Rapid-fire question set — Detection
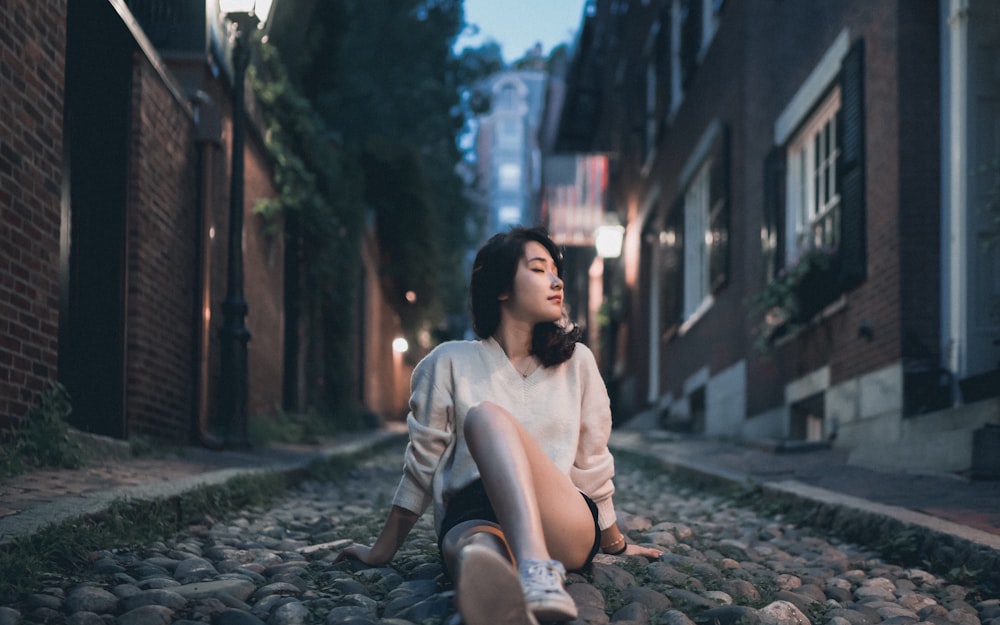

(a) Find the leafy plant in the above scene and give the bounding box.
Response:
[0,383,86,477]
[748,247,838,349]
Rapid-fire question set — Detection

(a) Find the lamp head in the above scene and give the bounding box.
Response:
[595,223,625,259]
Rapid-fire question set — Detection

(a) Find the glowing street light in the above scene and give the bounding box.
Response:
[595,223,625,259]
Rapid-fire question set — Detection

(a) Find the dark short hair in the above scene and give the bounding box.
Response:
[469,226,582,366]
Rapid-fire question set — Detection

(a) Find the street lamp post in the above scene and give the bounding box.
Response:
[594,217,626,381]
[218,0,269,448]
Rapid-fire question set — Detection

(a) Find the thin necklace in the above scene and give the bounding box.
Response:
[519,356,537,378]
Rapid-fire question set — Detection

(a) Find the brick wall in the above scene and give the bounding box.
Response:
[360,231,411,422]
[826,2,904,384]
[124,57,286,438]
[1,0,290,444]
[0,0,67,432]
[241,135,284,419]
[124,57,199,441]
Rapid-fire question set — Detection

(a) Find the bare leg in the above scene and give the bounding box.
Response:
[462,400,596,571]
[441,520,512,579]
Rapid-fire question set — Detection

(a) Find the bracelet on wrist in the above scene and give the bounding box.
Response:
[607,540,627,555]
[601,535,626,554]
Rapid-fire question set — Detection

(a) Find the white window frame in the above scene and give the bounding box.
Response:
[785,87,841,261]
[683,160,713,323]
[643,185,663,404]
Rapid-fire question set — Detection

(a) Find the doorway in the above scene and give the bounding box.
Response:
[59,1,133,438]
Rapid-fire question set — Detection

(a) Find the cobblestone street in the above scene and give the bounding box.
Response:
[2,440,997,625]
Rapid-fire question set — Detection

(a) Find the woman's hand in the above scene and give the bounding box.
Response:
[621,542,663,559]
[333,543,391,567]
[333,506,419,568]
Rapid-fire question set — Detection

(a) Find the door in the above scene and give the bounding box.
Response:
[59,0,133,438]
[967,2,1000,377]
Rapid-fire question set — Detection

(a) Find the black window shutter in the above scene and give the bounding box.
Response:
[837,39,866,289]
[681,0,702,89]
[663,197,685,334]
[657,3,672,108]
[709,125,730,293]
[763,145,786,281]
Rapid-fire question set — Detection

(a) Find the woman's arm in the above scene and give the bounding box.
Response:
[335,505,421,566]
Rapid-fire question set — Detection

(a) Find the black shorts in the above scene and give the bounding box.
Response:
[437,479,602,571]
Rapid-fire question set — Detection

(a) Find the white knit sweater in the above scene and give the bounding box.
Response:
[391,336,618,535]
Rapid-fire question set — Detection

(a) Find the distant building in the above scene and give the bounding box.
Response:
[475,68,547,236]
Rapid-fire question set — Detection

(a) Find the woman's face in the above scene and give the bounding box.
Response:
[500,241,564,325]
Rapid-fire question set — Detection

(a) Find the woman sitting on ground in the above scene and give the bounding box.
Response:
[337,226,661,625]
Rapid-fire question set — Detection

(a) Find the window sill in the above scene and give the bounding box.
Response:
[769,294,847,348]
[678,295,715,337]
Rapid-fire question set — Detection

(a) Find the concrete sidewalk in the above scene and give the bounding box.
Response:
[1,421,998,580]
[0,428,407,542]
[609,424,1000,582]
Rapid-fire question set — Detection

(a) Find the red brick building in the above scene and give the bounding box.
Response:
[0,0,284,442]
[1,0,411,445]
[553,0,999,474]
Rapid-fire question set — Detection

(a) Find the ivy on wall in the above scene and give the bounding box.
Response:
[251,44,365,426]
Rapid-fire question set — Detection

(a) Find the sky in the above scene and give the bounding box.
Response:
[455,0,590,64]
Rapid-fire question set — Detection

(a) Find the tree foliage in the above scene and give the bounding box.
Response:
[248,0,513,423]
[268,0,485,340]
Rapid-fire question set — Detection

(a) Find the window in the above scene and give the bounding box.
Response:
[498,205,521,225]
[786,88,841,259]
[762,36,867,315]
[668,0,723,118]
[641,17,662,170]
[498,162,521,190]
[664,121,729,334]
[496,118,522,150]
[684,161,712,320]
[498,84,517,109]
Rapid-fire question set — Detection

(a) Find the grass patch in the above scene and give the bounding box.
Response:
[0,470,289,600]
[0,440,401,601]
[248,407,371,447]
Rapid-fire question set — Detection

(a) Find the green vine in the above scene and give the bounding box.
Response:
[250,43,365,427]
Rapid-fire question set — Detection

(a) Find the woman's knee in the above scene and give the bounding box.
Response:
[464,401,514,441]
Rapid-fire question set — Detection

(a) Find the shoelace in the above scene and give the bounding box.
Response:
[519,559,567,596]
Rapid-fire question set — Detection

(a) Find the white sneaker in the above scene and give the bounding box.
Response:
[518,559,578,622]
[456,545,540,625]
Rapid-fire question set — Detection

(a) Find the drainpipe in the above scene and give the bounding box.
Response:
[191,90,224,449]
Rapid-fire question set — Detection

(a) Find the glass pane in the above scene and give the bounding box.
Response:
[814,132,821,214]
